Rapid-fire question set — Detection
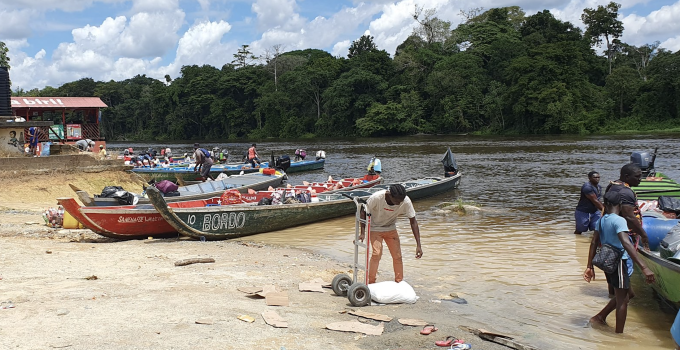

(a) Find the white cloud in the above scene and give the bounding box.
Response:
[368,0,456,55]
[71,16,128,55]
[620,1,680,46]
[251,2,382,55]
[251,0,304,31]
[174,20,234,67]
[118,10,185,57]
[0,9,37,39]
[0,0,126,12]
[660,36,680,52]
[130,0,179,13]
[332,40,351,57]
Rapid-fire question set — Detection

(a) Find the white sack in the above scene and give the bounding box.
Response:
[368,281,419,304]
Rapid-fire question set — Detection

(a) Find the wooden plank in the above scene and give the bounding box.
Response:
[174,258,215,266]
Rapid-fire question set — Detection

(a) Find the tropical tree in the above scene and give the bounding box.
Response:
[581,1,624,74]
[348,35,377,59]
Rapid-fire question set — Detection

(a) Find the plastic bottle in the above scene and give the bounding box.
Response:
[451,344,471,350]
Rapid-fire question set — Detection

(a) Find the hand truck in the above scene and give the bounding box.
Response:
[331,194,372,307]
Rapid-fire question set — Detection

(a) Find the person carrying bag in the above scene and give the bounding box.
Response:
[583,190,655,333]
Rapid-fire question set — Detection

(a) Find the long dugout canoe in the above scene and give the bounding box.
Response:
[146,173,462,241]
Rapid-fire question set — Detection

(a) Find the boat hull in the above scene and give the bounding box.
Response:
[638,248,680,310]
[91,173,284,206]
[81,207,177,239]
[63,176,383,239]
[132,159,325,181]
[635,172,680,200]
[148,173,461,240]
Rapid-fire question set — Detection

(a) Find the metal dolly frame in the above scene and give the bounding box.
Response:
[331,195,372,306]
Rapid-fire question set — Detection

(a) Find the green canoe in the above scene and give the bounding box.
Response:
[146,173,462,240]
[634,172,680,200]
[638,248,680,310]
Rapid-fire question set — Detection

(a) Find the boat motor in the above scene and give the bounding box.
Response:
[630,148,657,177]
[274,155,291,172]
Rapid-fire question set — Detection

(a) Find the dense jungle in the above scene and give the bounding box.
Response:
[4,3,680,140]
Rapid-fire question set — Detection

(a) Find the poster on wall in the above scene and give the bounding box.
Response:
[0,128,26,154]
[67,124,82,140]
[49,125,64,140]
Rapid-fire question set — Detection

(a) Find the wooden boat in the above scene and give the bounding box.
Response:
[635,172,680,200]
[146,173,462,240]
[80,172,285,207]
[132,158,325,182]
[59,176,384,240]
[638,248,680,310]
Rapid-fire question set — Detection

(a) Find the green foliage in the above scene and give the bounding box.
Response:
[14,7,679,140]
[0,41,9,70]
[348,35,377,59]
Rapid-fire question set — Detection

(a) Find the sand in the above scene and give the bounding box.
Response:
[0,171,512,350]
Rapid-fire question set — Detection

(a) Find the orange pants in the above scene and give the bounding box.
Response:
[368,230,403,284]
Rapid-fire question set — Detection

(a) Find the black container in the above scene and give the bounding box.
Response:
[0,66,11,116]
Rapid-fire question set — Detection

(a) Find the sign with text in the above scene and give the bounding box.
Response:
[67,124,82,140]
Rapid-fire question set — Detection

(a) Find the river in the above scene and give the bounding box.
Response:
[111,135,680,349]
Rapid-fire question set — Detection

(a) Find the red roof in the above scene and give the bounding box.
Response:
[11,97,108,109]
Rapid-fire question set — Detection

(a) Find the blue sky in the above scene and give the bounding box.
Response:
[2,0,679,90]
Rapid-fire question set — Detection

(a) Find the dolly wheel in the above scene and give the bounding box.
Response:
[348,283,371,307]
[331,274,352,296]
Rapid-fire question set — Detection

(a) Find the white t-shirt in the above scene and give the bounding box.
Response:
[365,190,416,232]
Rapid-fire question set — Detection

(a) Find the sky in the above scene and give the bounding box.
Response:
[1,0,679,91]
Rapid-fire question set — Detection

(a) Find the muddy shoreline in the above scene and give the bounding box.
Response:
[0,209,514,350]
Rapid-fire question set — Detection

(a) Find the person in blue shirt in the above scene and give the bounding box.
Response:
[583,190,655,333]
[574,171,604,234]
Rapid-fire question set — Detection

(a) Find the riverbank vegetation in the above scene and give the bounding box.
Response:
[8,3,680,140]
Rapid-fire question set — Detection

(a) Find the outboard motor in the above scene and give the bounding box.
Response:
[630,147,657,177]
[275,155,291,172]
[441,147,458,177]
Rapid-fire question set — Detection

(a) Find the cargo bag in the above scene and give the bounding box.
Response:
[658,196,680,214]
[155,180,179,194]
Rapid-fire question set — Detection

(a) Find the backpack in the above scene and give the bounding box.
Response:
[199,148,212,159]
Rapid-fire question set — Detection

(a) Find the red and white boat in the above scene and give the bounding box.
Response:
[59,175,382,240]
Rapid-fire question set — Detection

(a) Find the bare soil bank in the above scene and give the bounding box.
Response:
[0,171,513,350]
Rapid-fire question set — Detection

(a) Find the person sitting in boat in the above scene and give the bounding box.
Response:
[316,150,326,160]
[193,143,215,181]
[294,149,307,161]
[218,149,228,164]
[367,157,382,175]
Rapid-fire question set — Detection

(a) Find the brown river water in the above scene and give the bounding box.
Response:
[117,135,680,349]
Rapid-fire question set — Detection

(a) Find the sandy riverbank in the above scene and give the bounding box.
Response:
[0,171,514,350]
